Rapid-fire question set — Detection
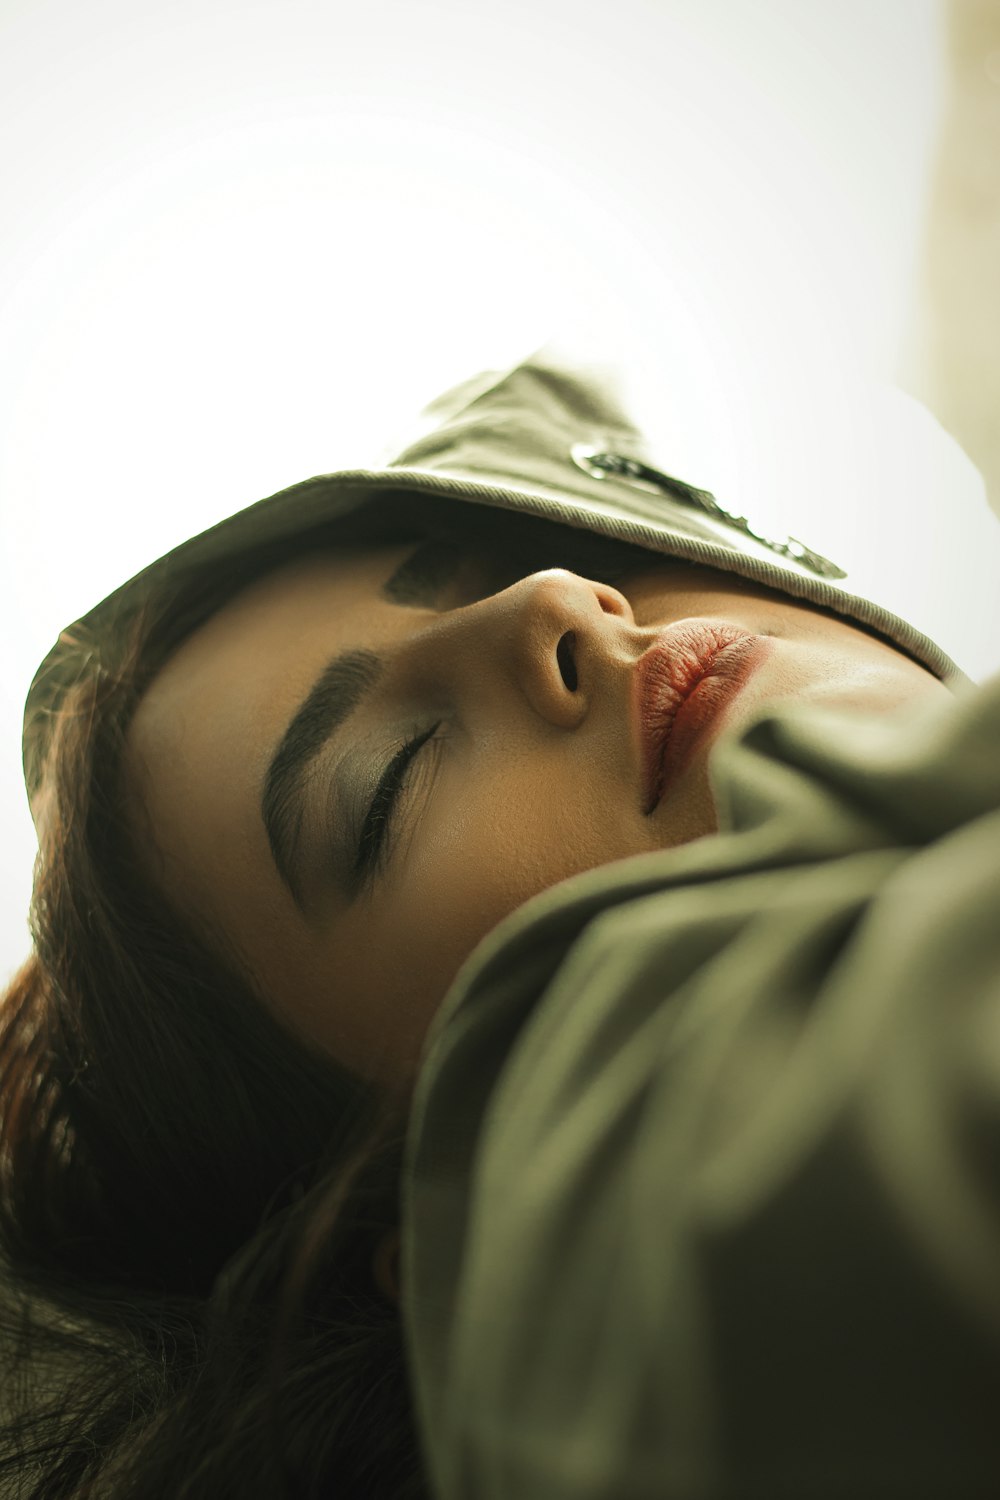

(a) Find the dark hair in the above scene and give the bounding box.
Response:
[0,494,658,1497]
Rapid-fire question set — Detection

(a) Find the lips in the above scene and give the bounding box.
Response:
[636,621,769,814]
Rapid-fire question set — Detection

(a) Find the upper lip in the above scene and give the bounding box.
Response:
[634,619,759,814]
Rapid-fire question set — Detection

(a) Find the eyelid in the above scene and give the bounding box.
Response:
[354,721,445,890]
[386,537,523,612]
[384,539,469,608]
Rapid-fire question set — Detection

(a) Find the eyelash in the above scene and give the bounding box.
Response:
[355,721,445,884]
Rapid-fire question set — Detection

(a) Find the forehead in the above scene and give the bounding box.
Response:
[124,542,406,931]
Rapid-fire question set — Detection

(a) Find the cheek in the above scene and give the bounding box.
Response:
[765,634,946,716]
[392,757,639,983]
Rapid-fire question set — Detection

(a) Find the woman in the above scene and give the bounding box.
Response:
[2,345,997,1498]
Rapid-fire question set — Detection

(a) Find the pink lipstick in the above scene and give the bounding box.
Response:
[636,621,770,814]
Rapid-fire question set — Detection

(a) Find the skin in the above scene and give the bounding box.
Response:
[124,538,952,1302]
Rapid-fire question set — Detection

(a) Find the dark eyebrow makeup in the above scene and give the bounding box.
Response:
[260,538,468,910]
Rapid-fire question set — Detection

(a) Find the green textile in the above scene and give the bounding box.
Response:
[401,666,1000,1499]
[24,344,993,806]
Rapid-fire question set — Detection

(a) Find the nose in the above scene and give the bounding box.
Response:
[409,567,638,732]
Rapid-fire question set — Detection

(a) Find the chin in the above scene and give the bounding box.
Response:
[654,760,721,848]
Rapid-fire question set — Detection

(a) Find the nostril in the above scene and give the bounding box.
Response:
[557,631,579,692]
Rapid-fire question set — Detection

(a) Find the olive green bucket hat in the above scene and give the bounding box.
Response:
[22,340,996,812]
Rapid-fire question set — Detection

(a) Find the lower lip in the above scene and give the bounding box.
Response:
[642,626,771,813]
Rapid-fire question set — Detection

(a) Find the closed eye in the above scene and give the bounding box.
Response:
[352,722,444,888]
[384,536,538,612]
[382,539,469,608]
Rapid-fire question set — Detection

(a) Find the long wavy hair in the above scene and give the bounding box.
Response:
[0,494,657,1498]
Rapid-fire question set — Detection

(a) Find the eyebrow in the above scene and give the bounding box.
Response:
[260,538,466,910]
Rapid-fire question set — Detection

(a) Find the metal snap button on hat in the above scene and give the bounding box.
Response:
[570,444,847,581]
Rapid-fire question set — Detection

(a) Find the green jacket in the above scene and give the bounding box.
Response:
[401,659,1000,1499]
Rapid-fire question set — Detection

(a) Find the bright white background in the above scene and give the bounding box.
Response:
[0,0,987,979]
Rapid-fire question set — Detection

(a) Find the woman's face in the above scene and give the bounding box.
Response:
[125,536,950,1092]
